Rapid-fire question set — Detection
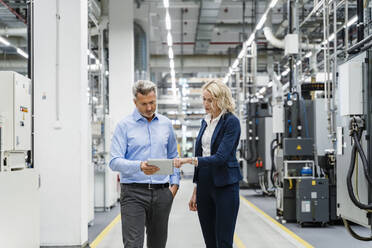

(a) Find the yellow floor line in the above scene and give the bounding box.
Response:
[90,214,121,248]
[240,195,314,248]
[234,233,246,248]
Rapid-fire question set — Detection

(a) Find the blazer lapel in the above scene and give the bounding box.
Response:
[196,120,207,155]
[210,116,225,150]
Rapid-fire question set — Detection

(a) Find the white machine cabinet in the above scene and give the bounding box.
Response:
[0,71,31,171]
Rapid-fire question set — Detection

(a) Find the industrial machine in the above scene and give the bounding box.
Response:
[0,71,32,171]
[336,51,372,241]
[0,71,40,247]
[240,101,275,192]
[296,178,329,226]
[93,114,119,211]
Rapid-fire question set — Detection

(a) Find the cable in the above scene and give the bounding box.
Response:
[346,128,372,210]
[270,138,279,188]
[342,218,372,241]
[353,130,372,185]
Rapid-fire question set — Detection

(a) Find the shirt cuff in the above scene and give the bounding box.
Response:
[170,168,180,185]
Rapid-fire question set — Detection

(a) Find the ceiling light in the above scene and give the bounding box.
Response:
[163,0,169,8]
[305,52,312,58]
[296,60,302,66]
[17,48,28,59]
[268,81,273,87]
[167,32,173,46]
[246,33,255,46]
[281,68,290,76]
[0,36,10,46]
[165,11,171,30]
[168,47,174,59]
[170,59,175,69]
[238,48,246,59]
[259,87,266,94]
[256,15,267,30]
[170,69,175,78]
[269,0,279,9]
[346,15,358,27]
[232,59,239,69]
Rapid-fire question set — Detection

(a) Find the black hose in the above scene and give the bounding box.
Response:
[353,131,372,185]
[346,129,372,210]
[270,142,279,188]
[342,218,372,241]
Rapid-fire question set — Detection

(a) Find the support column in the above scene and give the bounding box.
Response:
[109,0,134,127]
[34,0,89,246]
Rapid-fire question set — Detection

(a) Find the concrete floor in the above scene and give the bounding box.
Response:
[94,176,308,248]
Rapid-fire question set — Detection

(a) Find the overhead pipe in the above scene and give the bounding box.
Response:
[263,26,320,50]
[357,0,364,42]
[0,28,27,37]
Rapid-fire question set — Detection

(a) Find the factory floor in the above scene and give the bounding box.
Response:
[89,169,372,248]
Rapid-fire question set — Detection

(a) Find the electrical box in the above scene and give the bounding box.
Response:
[273,104,284,133]
[283,138,314,157]
[0,71,31,170]
[339,59,364,116]
[285,34,299,56]
[296,178,329,225]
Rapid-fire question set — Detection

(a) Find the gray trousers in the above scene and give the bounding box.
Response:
[120,184,174,248]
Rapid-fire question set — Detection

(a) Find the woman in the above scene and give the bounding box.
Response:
[174,80,242,248]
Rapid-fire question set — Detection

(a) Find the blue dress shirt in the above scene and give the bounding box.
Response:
[109,108,180,185]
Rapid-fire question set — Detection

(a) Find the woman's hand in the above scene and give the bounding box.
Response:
[189,187,197,211]
[173,158,192,168]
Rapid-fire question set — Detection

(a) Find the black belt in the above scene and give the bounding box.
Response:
[122,183,169,190]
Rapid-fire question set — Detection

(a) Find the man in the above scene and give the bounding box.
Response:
[109,80,180,248]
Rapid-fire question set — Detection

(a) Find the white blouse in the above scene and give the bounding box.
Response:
[201,111,225,157]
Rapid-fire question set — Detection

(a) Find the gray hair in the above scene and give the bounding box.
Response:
[132,80,157,98]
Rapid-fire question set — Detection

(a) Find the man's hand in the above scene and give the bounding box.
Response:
[140,161,159,175]
[169,184,179,198]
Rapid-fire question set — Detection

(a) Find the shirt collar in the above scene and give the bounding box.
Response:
[204,110,225,125]
[132,108,158,122]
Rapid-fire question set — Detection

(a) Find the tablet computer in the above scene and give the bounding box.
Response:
[147,159,174,175]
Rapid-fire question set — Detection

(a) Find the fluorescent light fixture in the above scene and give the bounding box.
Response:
[268,81,274,87]
[238,48,246,59]
[232,59,239,69]
[269,0,279,9]
[168,47,174,59]
[305,52,312,58]
[163,0,169,8]
[165,11,171,30]
[281,68,290,76]
[171,77,176,86]
[223,76,229,84]
[0,36,10,46]
[256,15,267,30]
[246,33,255,46]
[259,87,266,94]
[170,59,175,69]
[16,48,28,59]
[167,32,173,46]
[346,15,358,27]
[170,69,175,78]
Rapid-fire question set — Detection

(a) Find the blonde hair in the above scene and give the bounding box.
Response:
[202,80,235,113]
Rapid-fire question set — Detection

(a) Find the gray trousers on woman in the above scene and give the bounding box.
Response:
[120,184,174,248]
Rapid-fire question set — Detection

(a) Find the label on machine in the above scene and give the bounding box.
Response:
[301,200,311,213]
